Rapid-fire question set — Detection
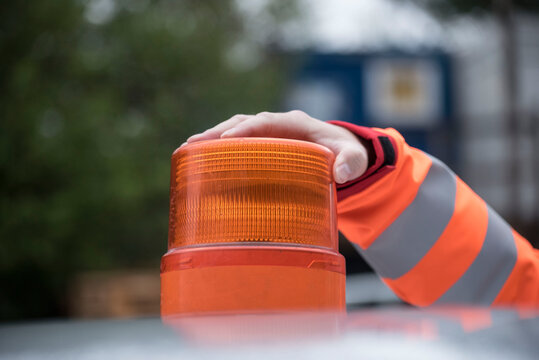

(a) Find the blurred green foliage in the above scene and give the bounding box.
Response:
[0,0,293,320]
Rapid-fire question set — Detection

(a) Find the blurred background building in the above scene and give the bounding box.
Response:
[1,0,538,320]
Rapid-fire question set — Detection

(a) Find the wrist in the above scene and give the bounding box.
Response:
[326,121,397,200]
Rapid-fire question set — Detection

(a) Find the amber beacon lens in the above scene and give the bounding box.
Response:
[161,138,345,316]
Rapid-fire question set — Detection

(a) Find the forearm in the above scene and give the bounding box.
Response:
[330,121,539,307]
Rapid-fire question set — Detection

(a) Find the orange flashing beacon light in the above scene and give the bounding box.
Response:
[161,138,345,316]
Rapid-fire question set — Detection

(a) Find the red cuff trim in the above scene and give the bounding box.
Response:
[327,121,397,202]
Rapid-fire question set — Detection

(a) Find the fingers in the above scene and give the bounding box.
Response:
[189,110,312,141]
[333,144,368,184]
[187,114,252,143]
[221,111,311,139]
[221,112,278,138]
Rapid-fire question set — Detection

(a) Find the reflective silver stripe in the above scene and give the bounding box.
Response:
[436,206,517,305]
[353,155,457,279]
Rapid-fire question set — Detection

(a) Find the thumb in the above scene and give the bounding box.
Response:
[333,145,368,184]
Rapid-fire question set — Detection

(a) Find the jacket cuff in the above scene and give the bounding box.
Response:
[327,121,397,202]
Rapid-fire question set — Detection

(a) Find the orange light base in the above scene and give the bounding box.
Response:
[161,245,345,316]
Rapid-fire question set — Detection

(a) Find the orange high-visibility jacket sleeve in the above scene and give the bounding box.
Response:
[329,121,539,307]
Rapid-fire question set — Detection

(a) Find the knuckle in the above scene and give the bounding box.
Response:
[288,109,306,117]
[256,111,273,118]
[229,114,245,122]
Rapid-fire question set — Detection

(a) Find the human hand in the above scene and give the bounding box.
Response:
[185,110,369,184]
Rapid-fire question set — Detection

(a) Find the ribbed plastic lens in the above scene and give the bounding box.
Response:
[168,138,337,250]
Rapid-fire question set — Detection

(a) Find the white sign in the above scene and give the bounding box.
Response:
[365,58,443,128]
